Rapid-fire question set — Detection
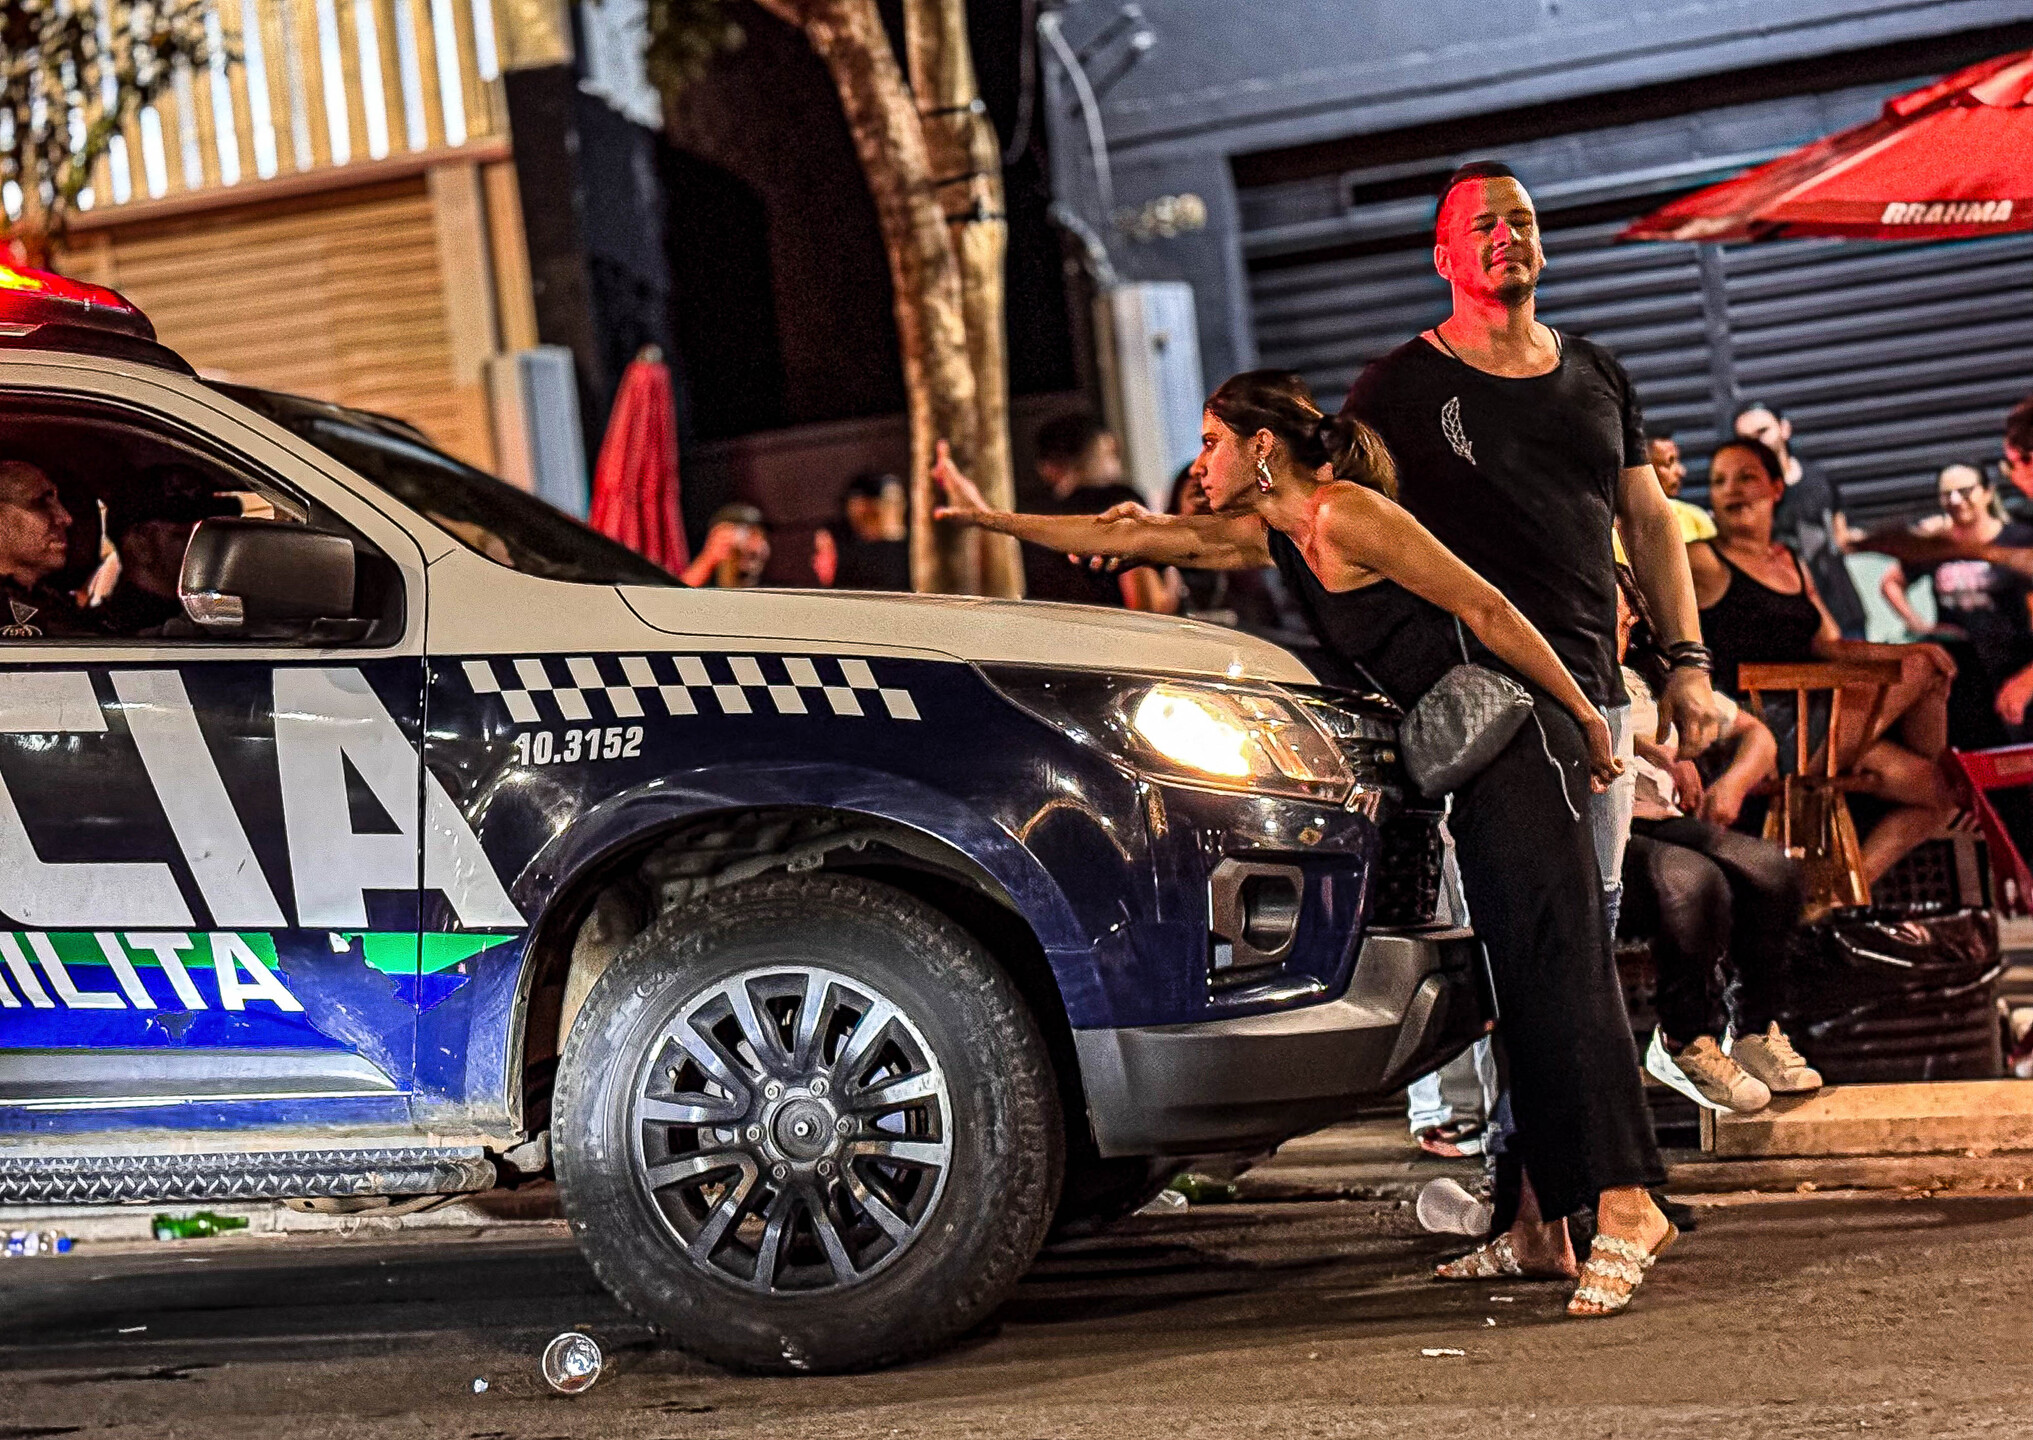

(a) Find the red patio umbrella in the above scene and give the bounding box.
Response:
[590,346,689,573]
[1622,49,2033,243]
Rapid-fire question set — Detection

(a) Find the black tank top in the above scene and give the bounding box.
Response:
[1698,544,1822,695]
[1265,526,1462,707]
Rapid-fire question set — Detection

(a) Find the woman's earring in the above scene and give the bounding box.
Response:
[1256,457,1274,494]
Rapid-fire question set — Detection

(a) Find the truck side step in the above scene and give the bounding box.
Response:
[0,1147,497,1205]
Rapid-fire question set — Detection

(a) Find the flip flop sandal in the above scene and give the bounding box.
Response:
[1416,1120,1487,1158]
[1433,1233,1572,1282]
[1567,1223,1678,1316]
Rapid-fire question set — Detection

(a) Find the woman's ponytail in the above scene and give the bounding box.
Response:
[1318,412,1398,499]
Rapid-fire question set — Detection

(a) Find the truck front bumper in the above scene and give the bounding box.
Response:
[1072,929,1490,1158]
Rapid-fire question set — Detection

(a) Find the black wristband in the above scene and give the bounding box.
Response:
[1665,642,1713,674]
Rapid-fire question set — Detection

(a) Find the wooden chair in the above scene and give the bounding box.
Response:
[1737,660,1904,911]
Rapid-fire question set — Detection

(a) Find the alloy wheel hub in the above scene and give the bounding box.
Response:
[631,964,953,1295]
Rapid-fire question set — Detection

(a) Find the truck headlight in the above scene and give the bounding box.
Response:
[983,667,1353,801]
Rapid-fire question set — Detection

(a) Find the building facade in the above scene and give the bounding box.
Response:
[1042,1,2033,515]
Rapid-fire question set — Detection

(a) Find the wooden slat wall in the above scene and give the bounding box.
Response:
[67,176,497,468]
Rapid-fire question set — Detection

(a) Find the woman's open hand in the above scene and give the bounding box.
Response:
[1075,501,1150,569]
[930,441,991,520]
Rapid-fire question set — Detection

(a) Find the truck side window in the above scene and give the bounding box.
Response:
[0,395,394,643]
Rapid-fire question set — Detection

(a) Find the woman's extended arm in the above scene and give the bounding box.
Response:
[1315,485,1621,786]
[931,443,1272,570]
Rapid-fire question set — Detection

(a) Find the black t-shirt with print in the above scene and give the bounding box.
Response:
[1343,333,1645,707]
[1911,520,2033,682]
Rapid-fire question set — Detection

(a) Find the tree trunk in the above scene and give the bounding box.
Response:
[756,0,980,594]
[903,0,1021,598]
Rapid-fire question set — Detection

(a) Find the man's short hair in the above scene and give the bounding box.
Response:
[1033,413,1109,469]
[0,460,50,500]
[1646,426,1676,444]
[1735,400,1786,424]
[1436,160,1520,231]
[2006,393,2033,456]
[842,471,903,504]
[709,502,766,530]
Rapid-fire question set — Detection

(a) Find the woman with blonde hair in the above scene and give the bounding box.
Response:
[935,370,1676,1317]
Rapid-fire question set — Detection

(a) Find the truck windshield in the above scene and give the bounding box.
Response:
[215,384,679,587]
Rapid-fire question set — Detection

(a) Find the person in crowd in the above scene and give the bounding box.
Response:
[93,465,241,636]
[1691,438,1957,885]
[1021,414,1152,608]
[1734,402,1867,639]
[935,370,1683,1320]
[1336,161,1717,1307]
[830,471,912,591]
[1644,429,1716,543]
[1615,573,1817,1116]
[682,503,773,588]
[2001,394,2033,514]
[0,460,102,637]
[1345,163,1721,957]
[1877,462,2033,744]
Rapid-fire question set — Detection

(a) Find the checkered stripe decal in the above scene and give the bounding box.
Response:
[459,655,921,723]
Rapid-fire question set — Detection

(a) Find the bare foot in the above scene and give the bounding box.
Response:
[1567,1188,1674,1316]
[1435,1218,1578,1281]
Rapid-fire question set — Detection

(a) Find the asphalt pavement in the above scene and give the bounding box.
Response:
[3,1194,2030,1439]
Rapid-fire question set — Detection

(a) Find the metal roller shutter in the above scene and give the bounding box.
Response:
[1721,232,2033,521]
[60,176,496,469]
[1243,107,2033,523]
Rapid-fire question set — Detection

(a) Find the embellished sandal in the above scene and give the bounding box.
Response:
[1566,1224,1678,1316]
[1434,1233,1572,1282]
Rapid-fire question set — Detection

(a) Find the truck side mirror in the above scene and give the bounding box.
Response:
[180,516,368,642]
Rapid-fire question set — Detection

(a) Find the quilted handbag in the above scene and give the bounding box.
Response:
[1398,662,1535,798]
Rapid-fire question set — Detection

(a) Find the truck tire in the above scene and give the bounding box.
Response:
[553,872,1062,1374]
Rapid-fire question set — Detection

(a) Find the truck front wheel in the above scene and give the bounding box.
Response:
[553,873,1062,1373]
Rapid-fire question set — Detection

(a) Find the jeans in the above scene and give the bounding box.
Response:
[1407,1037,1498,1133]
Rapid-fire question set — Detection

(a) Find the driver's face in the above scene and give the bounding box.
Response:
[0,463,72,585]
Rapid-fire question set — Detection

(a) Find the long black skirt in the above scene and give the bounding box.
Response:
[1447,701,1664,1219]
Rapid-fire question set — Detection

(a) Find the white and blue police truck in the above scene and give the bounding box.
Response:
[0,267,1485,1372]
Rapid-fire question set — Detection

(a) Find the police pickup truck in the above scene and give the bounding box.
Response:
[0,265,1485,1373]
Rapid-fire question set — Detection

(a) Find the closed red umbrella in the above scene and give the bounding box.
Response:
[590,347,689,573]
[1622,50,2033,243]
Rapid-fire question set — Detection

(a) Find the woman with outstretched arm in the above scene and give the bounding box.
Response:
[937,371,1677,1319]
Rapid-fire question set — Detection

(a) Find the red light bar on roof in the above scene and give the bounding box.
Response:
[0,262,156,342]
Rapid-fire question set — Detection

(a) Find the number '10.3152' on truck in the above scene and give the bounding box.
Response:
[0,266,1487,1372]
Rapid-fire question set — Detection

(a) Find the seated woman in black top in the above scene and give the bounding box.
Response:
[935,371,1680,1320]
[1690,438,1957,885]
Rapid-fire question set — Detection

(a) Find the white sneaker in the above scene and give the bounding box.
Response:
[1732,1024,1823,1094]
[1645,1028,1771,1114]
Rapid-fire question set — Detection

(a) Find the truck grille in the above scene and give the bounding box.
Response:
[1371,814,1445,928]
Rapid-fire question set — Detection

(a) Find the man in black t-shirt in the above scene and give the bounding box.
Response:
[1342,163,1718,774]
[1020,414,1147,607]
[1733,402,1866,638]
[1341,162,1711,1285]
